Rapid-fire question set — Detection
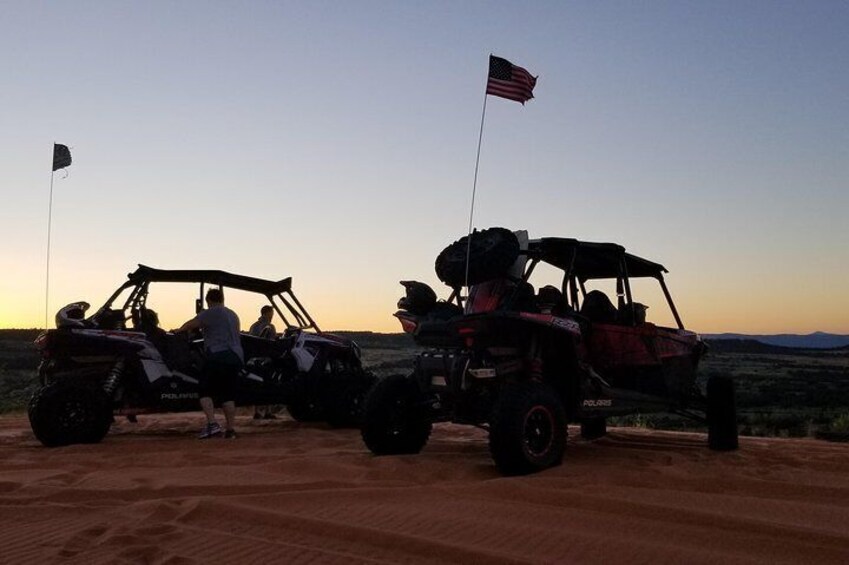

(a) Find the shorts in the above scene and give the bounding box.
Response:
[199,349,243,405]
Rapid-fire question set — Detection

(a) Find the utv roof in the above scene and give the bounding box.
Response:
[128,265,292,295]
[528,238,668,280]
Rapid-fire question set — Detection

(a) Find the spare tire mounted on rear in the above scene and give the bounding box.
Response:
[435,227,520,287]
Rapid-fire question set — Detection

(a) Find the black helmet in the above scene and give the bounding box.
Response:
[55,301,90,328]
[397,281,437,315]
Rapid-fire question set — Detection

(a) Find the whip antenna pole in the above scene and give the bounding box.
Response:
[465,66,490,291]
[45,158,55,330]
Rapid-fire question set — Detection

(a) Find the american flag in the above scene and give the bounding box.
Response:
[486,55,537,104]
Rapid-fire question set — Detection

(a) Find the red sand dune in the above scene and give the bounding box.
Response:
[1,413,847,564]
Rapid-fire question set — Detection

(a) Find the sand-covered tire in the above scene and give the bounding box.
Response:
[28,382,112,447]
[361,375,432,455]
[435,227,520,287]
[707,375,738,451]
[489,381,567,475]
[286,374,325,422]
[580,417,607,440]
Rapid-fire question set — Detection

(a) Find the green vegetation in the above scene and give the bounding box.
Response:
[0,330,41,413]
[700,343,849,437]
[828,413,849,433]
[334,331,422,377]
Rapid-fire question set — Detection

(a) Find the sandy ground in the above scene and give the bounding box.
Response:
[0,414,847,565]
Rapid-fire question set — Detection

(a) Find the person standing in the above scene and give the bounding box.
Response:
[176,288,243,439]
[249,305,278,419]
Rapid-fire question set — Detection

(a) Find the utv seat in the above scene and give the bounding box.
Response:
[465,279,510,314]
[537,285,570,315]
[241,333,288,360]
[618,302,649,325]
[162,333,200,372]
[580,290,617,323]
[509,281,538,313]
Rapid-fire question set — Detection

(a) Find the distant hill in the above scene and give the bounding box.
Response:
[703,338,806,355]
[329,331,414,350]
[703,332,849,349]
[0,329,42,341]
[4,328,848,350]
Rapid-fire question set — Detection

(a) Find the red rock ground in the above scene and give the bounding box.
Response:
[1,414,847,564]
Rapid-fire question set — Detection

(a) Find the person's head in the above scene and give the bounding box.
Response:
[260,305,273,321]
[206,288,224,306]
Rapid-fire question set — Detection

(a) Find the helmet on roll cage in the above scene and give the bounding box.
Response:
[55,301,90,328]
[397,281,437,315]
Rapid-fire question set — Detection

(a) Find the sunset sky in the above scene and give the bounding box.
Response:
[1,1,847,333]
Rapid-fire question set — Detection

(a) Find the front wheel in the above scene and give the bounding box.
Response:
[28,382,112,447]
[361,375,432,455]
[707,375,738,451]
[489,381,567,475]
[286,395,324,422]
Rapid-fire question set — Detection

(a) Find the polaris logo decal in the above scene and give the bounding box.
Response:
[582,399,612,407]
[161,393,199,400]
[551,317,581,334]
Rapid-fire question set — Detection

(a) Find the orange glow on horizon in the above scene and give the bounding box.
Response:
[3,284,848,335]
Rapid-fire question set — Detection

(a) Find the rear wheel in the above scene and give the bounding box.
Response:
[489,381,567,475]
[361,375,432,455]
[435,227,520,287]
[324,372,378,428]
[28,382,112,447]
[286,374,325,422]
[286,395,324,422]
[707,375,738,451]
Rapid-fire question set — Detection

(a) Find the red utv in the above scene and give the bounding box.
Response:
[361,228,737,475]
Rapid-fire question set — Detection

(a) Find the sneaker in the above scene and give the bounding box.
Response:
[223,429,237,439]
[199,422,222,439]
[262,413,277,420]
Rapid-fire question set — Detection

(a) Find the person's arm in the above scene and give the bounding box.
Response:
[174,312,203,333]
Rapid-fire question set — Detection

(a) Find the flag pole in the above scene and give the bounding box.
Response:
[464,62,491,292]
[45,150,56,330]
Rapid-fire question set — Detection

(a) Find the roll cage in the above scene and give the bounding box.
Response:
[451,238,685,330]
[93,264,320,332]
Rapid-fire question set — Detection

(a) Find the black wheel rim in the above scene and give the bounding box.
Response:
[58,393,95,434]
[523,405,554,457]
[386,396,412,437]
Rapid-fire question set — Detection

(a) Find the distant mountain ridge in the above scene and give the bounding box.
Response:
[2,328,848,350]
[702,332,849,349]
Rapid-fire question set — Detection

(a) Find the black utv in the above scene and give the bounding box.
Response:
[30,265,376,446]
[362,228,737,475]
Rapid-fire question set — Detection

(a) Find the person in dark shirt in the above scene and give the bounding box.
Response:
[248,305,278,419]
[249,305,277,339]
